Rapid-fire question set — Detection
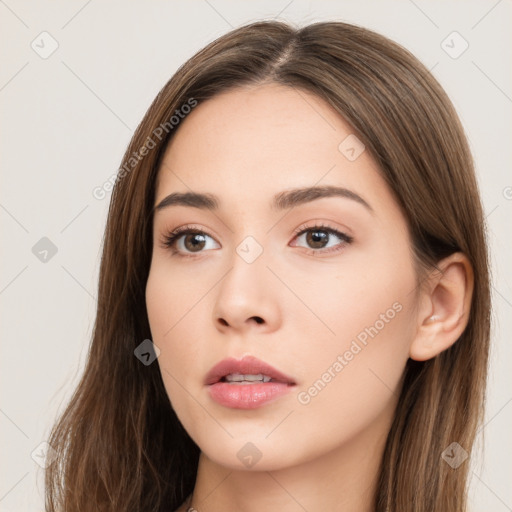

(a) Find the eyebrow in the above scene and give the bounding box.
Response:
[153,185,373,214]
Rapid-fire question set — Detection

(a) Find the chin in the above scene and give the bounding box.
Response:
[195,434,315,473]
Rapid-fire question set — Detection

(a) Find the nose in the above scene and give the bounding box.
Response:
[212,245,282,335]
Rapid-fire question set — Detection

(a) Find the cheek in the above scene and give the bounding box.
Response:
[146,263,195,381]
[291,250,417,431]
[285,248,416,355]
[288,293,416,465]
[145,259,211,408]
[145,256,213,341]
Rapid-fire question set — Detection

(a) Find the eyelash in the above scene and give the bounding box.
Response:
[159,222,354,258]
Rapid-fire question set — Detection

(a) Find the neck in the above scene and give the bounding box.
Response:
[186,408,392,512]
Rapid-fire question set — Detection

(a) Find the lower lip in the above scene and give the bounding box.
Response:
[208,381,294,409]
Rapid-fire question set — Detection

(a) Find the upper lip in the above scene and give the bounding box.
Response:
[204,355,296,385]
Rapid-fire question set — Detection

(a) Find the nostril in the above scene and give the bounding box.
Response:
[252,316,264,324]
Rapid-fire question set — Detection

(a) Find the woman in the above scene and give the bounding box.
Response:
[45,20,490,512]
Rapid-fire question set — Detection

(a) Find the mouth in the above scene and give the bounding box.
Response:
[204,355,296,386]
[205,355,296,409]
[220,373,276,384]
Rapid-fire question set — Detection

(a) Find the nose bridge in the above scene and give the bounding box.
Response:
[235,233,266,266]
[212,230,280,329]
[221,232,269,297]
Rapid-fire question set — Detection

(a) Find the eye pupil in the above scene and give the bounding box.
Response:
[185,233,206,252]
[307,230,328,248]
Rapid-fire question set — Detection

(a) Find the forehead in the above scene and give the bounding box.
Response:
[155,83,395,217]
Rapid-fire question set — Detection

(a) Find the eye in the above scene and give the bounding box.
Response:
[159,222,353,258]
[291,223,353,255]
[160,224,220,257]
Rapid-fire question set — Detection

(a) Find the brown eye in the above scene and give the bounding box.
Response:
[293,225,353,253]
[161,227,220,257]
[182,233,206,252]
[305,229,329,249]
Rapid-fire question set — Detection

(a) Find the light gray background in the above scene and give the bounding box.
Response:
[1,1,511,510]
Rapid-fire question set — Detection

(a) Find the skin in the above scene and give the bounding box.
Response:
[145,83,473,512]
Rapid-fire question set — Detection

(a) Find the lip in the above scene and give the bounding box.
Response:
[205,355,296,409]
[204,355,296,386]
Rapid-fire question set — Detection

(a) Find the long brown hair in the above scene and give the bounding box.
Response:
[45,20,491,511]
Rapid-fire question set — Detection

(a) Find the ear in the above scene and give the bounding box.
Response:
[409,252,474,361]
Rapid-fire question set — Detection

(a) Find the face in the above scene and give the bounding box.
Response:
[146,83,420,471]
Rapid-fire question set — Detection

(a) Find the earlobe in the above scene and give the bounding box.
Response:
[409,253,474,362]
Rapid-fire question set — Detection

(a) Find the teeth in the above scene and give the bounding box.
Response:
[224,373,272,383]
